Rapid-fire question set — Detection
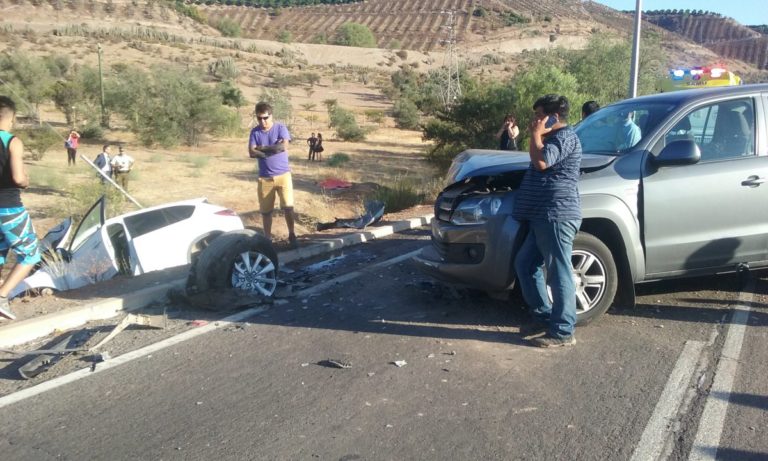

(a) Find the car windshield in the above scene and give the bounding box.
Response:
[575,102,676,154]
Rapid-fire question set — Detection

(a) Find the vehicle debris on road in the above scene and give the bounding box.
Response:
[7,312,166,379]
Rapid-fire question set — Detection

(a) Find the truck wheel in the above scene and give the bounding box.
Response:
[572,232,618,325]
[190,230,279,297]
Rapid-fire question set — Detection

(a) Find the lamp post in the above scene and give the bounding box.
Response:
[628,0,642,98]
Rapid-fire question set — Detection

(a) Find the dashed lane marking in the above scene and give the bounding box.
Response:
[688,281,753,460]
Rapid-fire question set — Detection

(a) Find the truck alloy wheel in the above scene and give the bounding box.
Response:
[571,232,618,325]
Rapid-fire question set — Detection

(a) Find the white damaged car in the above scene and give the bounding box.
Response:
[11,196,278,299]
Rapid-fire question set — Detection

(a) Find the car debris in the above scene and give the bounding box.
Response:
[319,359,353,369]
[392,360,408,367]
[17,329,95,379]
[316,200,385,231]
[5,313,166,379]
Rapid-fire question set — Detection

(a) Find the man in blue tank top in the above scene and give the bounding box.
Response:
[0,96,41,320]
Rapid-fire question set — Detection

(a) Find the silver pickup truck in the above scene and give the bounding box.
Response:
[414,84,768,324]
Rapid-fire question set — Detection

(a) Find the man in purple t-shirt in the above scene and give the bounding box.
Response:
[248,102,297,247]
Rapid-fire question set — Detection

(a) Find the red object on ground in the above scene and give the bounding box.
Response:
[319,178,352,190]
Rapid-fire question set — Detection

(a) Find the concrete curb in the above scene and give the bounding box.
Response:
[0,214,433,348]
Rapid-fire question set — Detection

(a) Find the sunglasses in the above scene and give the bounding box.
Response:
[256,115,270,121]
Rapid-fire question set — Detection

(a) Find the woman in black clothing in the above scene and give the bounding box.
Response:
[314,133,324,161]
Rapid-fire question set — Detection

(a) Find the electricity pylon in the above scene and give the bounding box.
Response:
[439,10,462,108]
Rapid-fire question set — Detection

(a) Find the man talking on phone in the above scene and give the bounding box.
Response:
[513,94,582,348]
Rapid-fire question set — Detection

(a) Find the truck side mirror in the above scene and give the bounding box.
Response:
[654,140,701,166]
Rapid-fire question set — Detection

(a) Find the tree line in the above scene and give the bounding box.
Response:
[0,51,244,156]
[385,33,668,172]
[628,10,724,17]
[187,0,363,6]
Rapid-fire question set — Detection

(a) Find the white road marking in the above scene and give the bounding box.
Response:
[688,284,753,461]
[0,248,423,408]
[630,340,707,461]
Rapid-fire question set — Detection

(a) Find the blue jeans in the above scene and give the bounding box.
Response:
[514,219,581,338]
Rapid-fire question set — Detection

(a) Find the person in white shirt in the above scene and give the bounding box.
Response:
[110,146,135,191]
[93,144,112,183]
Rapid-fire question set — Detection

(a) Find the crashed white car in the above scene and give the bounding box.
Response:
[11,196,246,298]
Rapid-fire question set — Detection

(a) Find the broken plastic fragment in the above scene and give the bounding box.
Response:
[392,360,407,367]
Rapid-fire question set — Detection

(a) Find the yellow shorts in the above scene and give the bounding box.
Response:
[257,172,294,214]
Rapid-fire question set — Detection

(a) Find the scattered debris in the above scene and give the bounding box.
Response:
[168,287,269,312]
[11,312,166,379]
[316,200,385,231]
[319,359,353,369]
[392,360,407,368]
[189,320,209,327]
[18,329,95,379]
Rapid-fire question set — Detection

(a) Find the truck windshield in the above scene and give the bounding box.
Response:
[575,102,675,154]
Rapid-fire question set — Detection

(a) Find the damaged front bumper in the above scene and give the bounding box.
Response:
[412,214,523,292]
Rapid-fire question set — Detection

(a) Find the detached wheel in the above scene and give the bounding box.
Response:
[572,232,617,325]
[192,230,279,297]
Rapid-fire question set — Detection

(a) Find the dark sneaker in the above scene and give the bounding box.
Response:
[530,334,576,348]
[0,296,16,321]
[518,320,548,338]
[288,233,298,249]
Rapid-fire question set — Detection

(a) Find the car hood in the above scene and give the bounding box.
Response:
[446,149,618,183]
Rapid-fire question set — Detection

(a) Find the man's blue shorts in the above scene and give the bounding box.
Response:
[0,207,41,266]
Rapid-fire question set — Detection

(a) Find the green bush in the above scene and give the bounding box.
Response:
[218,80,245,107]
[173,1,206,23]
[277,29,292,43]
[393,98,420,129]
[80,121,104,140]
[16,126,61,161]
[328,105,368,141]
[333,22,376,48]
[214,17,241,37]
[372,177,423,213]
[326,152,350,167]
[208,57,239,80]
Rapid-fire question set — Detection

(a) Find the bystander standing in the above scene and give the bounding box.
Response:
[0,96,42,321]
[513,94,582,348]
[110,145,135,191]
[249,102,298,248]
[93,144,112,183]
[65,129,80,166]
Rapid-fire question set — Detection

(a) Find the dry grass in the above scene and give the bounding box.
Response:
[22,119,436,242]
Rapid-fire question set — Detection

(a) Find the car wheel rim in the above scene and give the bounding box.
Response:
[571,249,607,314]
[230,251,277,296]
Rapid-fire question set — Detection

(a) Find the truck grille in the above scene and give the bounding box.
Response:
[434,183,473,222]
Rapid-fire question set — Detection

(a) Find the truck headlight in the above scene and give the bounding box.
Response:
[450,196,503,225]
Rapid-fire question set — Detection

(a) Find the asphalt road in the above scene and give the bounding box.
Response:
[0,229,766,460]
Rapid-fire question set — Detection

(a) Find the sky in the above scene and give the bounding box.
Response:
[593,0,768,27]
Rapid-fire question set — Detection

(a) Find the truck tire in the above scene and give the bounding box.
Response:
[572,231,618,325]
[189,230,279,297]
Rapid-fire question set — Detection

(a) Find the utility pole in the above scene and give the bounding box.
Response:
[97,43,107,127]
[439,10,462,108]
[628,0,642,98]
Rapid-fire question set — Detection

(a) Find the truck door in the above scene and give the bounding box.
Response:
[643,96,768,276]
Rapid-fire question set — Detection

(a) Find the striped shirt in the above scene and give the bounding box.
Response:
[513,126,582,222]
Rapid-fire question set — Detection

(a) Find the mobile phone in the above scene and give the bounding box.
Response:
[545,115,557,128]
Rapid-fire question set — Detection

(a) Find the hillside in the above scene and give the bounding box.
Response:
[643,12,768,70]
